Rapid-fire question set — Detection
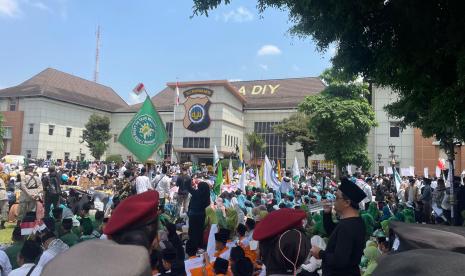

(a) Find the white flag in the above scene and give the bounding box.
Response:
[409,166,415,177]
[213,145,219,170]
[238,165,246,193]
[394,169,402,192]
[255,167,260,188]
[292,157,300,182]
[265,155,280,190]
[435,166,441,178]
[424,167,429,178]
[228,158,233,184]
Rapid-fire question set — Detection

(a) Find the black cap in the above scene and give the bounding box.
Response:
[214,258,229,273]
[339,178,366,204]
[423,178,432,185]
[215,228,231,243]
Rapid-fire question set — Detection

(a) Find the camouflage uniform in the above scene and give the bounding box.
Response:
[18,173,43,220]
[114,178,132,201]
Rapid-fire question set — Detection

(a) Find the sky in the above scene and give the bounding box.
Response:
[0,0,333,105]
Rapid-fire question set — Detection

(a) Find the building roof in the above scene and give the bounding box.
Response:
[0,68,128,112]
[116,76,326,112]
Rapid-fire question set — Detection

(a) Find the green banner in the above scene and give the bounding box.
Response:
[118,96,168,162]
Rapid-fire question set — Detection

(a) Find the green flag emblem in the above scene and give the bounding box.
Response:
[118,97,168,162]
[214,162,223,195]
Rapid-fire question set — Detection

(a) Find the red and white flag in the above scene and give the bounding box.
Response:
[175,82,180,106]
[438,158,446,171]
[133,83,146,95]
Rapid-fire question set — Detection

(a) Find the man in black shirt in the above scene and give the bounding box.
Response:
[176,165,191,215]
[310,178,366,276]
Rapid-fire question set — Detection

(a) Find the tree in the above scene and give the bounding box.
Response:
[298,68,377,173]
[192,1,465,171]
[245,132,266,169]
[82,114,111,160]
[273,113,316,168]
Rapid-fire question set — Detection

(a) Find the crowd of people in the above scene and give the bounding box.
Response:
[0,159,465,275]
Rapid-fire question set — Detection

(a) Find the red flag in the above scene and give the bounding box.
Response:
[133,83,145,95]
[438,158,446,171]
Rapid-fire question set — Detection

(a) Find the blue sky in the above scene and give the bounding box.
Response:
[0,0,333,104]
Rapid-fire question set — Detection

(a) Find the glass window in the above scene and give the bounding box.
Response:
[46,151,53,160]
[8,98,17,111]
[390,122,400,137]
[26,150,32,159]
[29,123,34,134]
[3,127,12,139]
[66,127,72,138]
[164,122,173,160]
[64,152,70,161]
[49,125,55,135]
[254,121,286,167]
[113,134,118,143]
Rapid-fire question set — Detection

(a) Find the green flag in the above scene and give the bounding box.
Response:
[214,162,223,195]
[118,96,168,162]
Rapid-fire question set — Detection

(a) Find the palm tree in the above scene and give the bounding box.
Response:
[245,132,266,169]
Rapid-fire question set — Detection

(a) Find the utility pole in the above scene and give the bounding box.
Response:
[94,25,101,83]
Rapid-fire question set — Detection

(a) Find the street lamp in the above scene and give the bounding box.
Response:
[377,153,383,174]
[389,145,396,175]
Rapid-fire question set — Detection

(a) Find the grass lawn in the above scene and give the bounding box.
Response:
[0,223,15,245]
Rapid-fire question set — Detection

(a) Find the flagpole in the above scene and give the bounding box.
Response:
[170,80,178,164]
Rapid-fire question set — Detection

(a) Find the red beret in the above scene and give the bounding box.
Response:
[104,190,159,235]
[253,208,306,241]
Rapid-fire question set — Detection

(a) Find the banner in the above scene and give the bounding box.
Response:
[424,167,429,178]
[118,96,168,162]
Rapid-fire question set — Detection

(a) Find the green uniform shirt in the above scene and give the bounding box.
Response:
[5,241,24,269]
[61,232,80,247]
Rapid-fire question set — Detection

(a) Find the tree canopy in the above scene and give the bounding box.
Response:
[298,69,377,172]
[193,0,465,164]
[245,132,266,168]
[82,114,112,160]
[273,113,315,168]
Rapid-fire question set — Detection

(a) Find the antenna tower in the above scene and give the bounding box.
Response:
[94,25,101,83]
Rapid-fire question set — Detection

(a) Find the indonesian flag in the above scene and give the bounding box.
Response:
[21,219,46,236]
[175,82,180,106]
[132,83,145,95]
[438,158,446,171]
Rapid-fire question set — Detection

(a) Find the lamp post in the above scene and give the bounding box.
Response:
[377,153,383,174]
[389,145,396,176]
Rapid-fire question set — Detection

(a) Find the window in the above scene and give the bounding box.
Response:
[29,123,34,134]
[26,150,32,159]
[224,135,227,146]
[254,121,287,167]
[3,127,12,139]
[46,151,53,160]
[66,127,72,138]
[113,134,118,143]
[8,98,17,111]
[390,122,400,137]
[64,152,70,161]
[183,137,210,148]
[164,122,173,160]
[48,125,55,135]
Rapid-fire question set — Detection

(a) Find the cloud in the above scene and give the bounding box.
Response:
[222,6,253,23]
[257,44,282,56]
[31,1,51,12]
[0,0,20,17]
[128,93,144,105]
[259,64,268,71]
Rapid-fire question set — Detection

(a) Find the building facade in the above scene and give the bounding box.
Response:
[3,68,461,175]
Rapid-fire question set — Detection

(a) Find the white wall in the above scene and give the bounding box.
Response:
[19,98,111,160]
[368,86,414,173]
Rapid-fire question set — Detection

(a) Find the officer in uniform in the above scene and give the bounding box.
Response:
[18,166,42,221]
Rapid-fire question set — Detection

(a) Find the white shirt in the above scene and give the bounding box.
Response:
[30,239,68,276]
[118,166,127,179]
[8,263,35,276]
[0,250,11,276]
[153,174,171,199]
[135,175,152,194]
